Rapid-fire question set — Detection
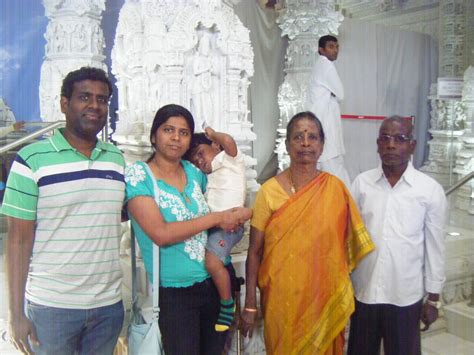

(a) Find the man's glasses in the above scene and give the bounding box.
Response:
[378,134,412,144]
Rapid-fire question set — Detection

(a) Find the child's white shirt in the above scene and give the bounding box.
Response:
[206,150,246,212]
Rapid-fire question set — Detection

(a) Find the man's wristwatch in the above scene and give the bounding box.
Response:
[426,299,442,309]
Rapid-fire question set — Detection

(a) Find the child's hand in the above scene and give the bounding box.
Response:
[218,207,252,232]
[204,127,216,140]
[231,207,252,224]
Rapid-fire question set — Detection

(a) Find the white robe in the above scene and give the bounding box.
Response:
[305,55,345,162]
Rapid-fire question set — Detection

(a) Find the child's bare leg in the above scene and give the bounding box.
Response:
[206,250,231,299]
[206,250,234,331]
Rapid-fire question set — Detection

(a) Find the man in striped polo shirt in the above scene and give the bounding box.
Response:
[2,67,126,355]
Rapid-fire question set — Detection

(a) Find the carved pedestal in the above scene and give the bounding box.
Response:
[421,129,464,188]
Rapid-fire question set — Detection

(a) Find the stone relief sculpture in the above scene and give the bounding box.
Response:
[453,66,474,215]
[421,80,466,188]
[111,0,143,134]
[238,74,250,123]
[40,0,107,122]
[111,0,258,198]
[190,33,220,129]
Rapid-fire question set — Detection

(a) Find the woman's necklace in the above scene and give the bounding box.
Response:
[177,167,191,204]
[153,159,191,204]
[288,169,296,195]
[181,187,191,204]
[288,168,320,195]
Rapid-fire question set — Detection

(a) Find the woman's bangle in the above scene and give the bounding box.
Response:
[244,307,257,312]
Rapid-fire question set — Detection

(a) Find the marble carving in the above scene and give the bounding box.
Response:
[111,0,258,194]
[40,0,107,122]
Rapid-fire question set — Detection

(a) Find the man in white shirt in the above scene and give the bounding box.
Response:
[348,116,447,355]
[305,35,351,187]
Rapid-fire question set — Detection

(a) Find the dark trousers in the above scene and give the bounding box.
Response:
[159,264,236,355]
[348,299,423,355]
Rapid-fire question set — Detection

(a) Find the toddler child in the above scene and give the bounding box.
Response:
[186,127,248,332]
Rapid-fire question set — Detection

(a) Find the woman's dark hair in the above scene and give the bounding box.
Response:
[147,104,195,162]
[286,111,325,143]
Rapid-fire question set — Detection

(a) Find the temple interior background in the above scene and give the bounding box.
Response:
[1,0,473,353]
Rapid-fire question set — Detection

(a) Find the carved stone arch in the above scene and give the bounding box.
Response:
[166,6,229,53]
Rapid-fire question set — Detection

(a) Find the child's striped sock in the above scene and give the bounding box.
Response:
[215,298,235,332]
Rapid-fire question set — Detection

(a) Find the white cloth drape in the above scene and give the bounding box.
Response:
[338,19,438,179]
[233,2,287,182]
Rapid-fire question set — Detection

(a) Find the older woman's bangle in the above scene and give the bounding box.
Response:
[244,307,257,312]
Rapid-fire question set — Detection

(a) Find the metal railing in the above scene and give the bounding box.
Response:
[0,121,66,155]
[445,171,474,196]
[444,171,474,308]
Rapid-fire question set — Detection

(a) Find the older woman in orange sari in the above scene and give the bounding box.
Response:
[241,112,374,354]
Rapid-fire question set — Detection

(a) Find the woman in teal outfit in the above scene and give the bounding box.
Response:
[125,104,251,355]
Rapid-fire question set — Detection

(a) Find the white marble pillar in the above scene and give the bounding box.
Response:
[420,0,469,187]
[439,0,468,77]
[421,83,465,187]
[274,0,343,171]
[454,66,474,215]
[40,0,107,122]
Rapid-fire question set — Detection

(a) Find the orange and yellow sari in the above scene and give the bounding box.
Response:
[256,173,374,354]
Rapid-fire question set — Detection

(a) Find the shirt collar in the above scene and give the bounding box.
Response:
[374,161,415,187]
[401,161,416,186]
[49,128,111,153]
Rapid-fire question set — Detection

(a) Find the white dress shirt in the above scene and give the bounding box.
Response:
[351,163,447,306]
[206,150,246,212]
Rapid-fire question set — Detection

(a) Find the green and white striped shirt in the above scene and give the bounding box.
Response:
[2,129,125,309]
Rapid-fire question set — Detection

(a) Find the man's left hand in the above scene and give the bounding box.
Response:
[421,302,438,331]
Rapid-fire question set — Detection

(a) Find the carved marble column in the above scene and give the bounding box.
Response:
[420,83,466,187]
[454,66,474,215]
[40,0,107,122]
[420,0,469,187]
[453,0,474,215]
[274,0,343,171]
[439,0,468,77]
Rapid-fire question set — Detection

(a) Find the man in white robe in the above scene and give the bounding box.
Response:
[305,35,351,188]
